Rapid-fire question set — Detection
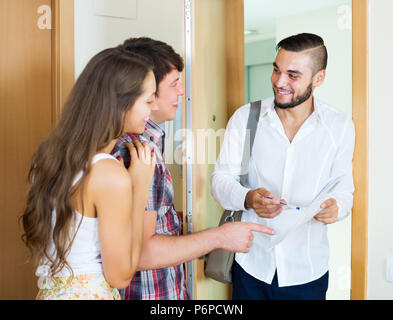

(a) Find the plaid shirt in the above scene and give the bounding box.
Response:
[112,120,189,300]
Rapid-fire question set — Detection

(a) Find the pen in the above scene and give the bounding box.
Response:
[260,196,300,210]
[260,195,287,205]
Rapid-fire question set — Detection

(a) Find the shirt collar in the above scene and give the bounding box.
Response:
[261,98,276,120]
[143,119,165,145]
[262,96,323,121]
[312,98,323,121]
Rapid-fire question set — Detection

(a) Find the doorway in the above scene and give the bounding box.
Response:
[243,0,368,299]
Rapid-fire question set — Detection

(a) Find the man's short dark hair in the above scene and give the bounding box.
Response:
[121,37,184,89]
[276,33,328,75]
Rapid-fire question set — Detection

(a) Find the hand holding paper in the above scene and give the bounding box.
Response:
[264,175,344,249]
[244,188,284,218]
[314,198,339,224]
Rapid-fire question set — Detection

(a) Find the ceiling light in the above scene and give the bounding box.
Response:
[244,29,258,36]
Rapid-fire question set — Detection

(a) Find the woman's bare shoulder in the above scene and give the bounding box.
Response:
[88,158,131,193]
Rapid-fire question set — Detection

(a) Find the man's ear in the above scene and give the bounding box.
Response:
[313,69,326,88]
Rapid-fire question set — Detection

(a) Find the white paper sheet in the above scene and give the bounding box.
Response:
[265,175,344,249]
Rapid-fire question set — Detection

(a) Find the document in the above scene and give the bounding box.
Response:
[265,175,344,249]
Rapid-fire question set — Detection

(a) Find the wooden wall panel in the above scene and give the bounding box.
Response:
[0,0,74,299]
[0,0,52,299]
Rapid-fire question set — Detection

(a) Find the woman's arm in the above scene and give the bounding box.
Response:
[92,161,141,289]
[92,141,155,288]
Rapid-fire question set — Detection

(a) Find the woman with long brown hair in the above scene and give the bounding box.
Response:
[20,45,157,299]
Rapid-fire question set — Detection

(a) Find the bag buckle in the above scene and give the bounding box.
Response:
[224,211,235,223]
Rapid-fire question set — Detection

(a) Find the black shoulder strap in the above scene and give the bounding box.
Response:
[239,100,262,187]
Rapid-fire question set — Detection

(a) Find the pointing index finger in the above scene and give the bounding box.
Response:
[247,222,275,235]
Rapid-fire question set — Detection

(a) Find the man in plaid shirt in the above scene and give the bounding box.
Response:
[112,37,274,300]
[113,121,188,299]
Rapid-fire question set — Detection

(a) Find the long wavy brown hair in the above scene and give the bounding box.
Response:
[20,45,152,276]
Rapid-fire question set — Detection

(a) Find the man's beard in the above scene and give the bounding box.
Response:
[274,83,313,109]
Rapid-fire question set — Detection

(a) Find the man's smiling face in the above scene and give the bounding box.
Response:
[150,68,185,124]
[271,49,315,109]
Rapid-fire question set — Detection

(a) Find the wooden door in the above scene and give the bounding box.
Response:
[189,0,244,299]
[0,0,53,299]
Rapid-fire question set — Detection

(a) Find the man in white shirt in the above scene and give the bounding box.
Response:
[211,33,355,300]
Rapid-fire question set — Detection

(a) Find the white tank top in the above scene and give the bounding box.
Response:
[35,153,120,280]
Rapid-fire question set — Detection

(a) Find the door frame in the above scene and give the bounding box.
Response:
[51,0,74,125]
[351,0,368,300]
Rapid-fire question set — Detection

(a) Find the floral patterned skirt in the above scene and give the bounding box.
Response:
[36,273,121,300]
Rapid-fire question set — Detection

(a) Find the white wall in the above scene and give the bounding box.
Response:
[74,0,184,211]
[276,4,352,300]
[367,0,393,300]
[74,0,184,78]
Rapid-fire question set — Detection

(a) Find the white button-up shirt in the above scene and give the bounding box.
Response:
[211,97,355,287]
